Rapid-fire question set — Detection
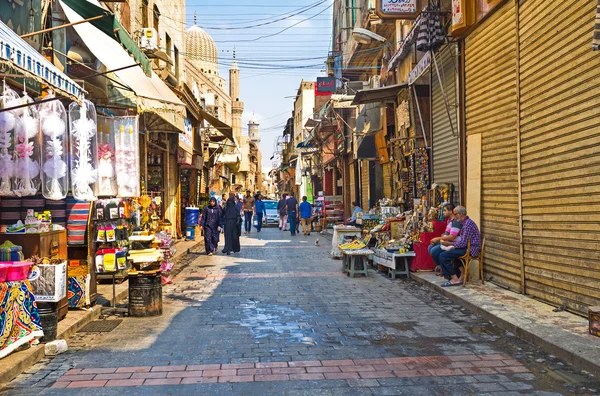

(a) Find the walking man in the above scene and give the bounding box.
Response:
[222,193,241,255]
[242,190,255,234]
[277,193,288,231]
[299,196,312,236]
[254,194,267,233]
[286,192,299,236]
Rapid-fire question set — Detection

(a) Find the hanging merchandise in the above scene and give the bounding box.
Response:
[39,94,69,200]
[114,116,140,198]
[14,91,41,197]
[0,84,21,196]
[69,99,98,201]
[97,117,117,197]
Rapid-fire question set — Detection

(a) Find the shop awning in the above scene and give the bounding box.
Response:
[0,20,83,101]
[60,0,185,133]
[181,83,236,145]
[352,83,408,105]
[60,0,151,76]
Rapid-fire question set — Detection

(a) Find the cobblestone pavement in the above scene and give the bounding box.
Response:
[2,229,598,395]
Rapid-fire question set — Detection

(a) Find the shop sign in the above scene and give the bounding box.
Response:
[316,77,336,95]
[408,51,431,85]
[376,0,420,19]
[179,118,193,154]
[452,0,465,28]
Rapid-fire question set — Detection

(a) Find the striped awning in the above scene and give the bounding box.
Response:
[0,20,83,101]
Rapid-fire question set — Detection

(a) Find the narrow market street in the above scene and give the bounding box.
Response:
[2,228,597,396]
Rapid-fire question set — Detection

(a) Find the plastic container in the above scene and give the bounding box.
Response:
[185,207,200,226]
[38,302,58,342]
[69,99,98,201]
[114,116,140,197]
[0,263,9,282]
[6,261,32,281]
[13,93,41,197]
[0,86,21,197]
[185,226,196,241]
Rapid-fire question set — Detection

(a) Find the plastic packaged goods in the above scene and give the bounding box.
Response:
[114,116,140,197]
[97,116,117,196]
[39,94,69,200]
[0,84,21,196]
[69,99,98,201]
[13,92,41,197]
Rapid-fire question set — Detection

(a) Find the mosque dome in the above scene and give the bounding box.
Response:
[186,25,219,75]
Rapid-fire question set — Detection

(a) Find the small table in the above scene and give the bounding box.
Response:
[330,226,362,258]
[340,248,374,278]
[373,249,416,279]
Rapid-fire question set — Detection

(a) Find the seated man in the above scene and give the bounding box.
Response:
[428,203,459,275]
[439,206,481,287]
[345,201,363,226]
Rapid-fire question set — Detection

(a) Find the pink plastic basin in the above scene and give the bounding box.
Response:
[0,264,9,282]
[6,262,32,282]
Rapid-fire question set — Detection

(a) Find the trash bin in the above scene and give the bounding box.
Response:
[38,302,58,342]
[185,207,200,226]
[128,272,162,317]
[185,226,196,241]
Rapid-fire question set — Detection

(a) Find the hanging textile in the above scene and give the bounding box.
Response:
[416,1,446,52]
[0,281,43,358]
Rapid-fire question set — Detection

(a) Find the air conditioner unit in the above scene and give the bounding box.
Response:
[139,28,158,52]
[370,75,381,89]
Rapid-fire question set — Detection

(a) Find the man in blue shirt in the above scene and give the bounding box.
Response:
[254,194,267,233]
[299,196,313,236]
[346,201,363,227]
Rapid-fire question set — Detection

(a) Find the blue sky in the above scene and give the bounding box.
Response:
[185,1,334,171]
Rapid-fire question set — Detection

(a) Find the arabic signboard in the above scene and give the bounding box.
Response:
[376,0,420,19]
[316,77,335,96]
[408,51,431,85]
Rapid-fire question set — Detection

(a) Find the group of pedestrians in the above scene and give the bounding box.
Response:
[199,191,268,256]
[276,192,313,236]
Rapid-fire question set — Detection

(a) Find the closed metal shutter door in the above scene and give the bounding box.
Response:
[361,160,370,211]
[465,1,521,291]
[383,162,392,198]
[519,0,600,313]
[432,43,459,202]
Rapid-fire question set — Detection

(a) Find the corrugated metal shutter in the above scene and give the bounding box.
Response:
[383,162,392,198]
[361,160,370,211]
[431,43,459,203]
[465,1,521,291]
[519,0,600,313]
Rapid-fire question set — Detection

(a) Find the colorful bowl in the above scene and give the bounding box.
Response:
[0,264,9,282]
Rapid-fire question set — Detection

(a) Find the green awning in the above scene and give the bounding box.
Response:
[60,0,151,76]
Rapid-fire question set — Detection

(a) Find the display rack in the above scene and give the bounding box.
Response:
[324,195,344,229]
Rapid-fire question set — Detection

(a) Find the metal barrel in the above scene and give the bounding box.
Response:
[128,273,163,317]
[37,302,58,342]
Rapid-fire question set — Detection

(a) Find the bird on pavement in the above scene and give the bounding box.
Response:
[315,239,319,246]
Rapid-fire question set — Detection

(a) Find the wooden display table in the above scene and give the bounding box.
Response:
[373,249,416,279]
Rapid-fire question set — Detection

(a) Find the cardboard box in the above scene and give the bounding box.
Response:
[29,262,67,302]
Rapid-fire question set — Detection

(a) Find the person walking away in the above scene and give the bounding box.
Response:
[235,195,243,236]
[286,192,299,236]
[199,197,222,256]
[299,196,312,236]
[254,194,267,233]
[223,193,241,255]
[277,194,288,231]
[242,190,255,234]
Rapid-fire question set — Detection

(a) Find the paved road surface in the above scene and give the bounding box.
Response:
[2,228,597,395]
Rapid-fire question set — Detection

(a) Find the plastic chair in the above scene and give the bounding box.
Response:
[459,237,485,287]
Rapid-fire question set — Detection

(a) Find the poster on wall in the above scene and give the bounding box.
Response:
[179,118,193,154]
[376,0,420,19]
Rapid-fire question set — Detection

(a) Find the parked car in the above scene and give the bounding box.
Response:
[253,200,279,227]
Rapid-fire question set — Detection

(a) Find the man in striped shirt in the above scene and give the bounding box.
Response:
[440,206,481,287]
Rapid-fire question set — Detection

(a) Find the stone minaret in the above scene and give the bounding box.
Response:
[229,50,244,144]
[248,118,260,143]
